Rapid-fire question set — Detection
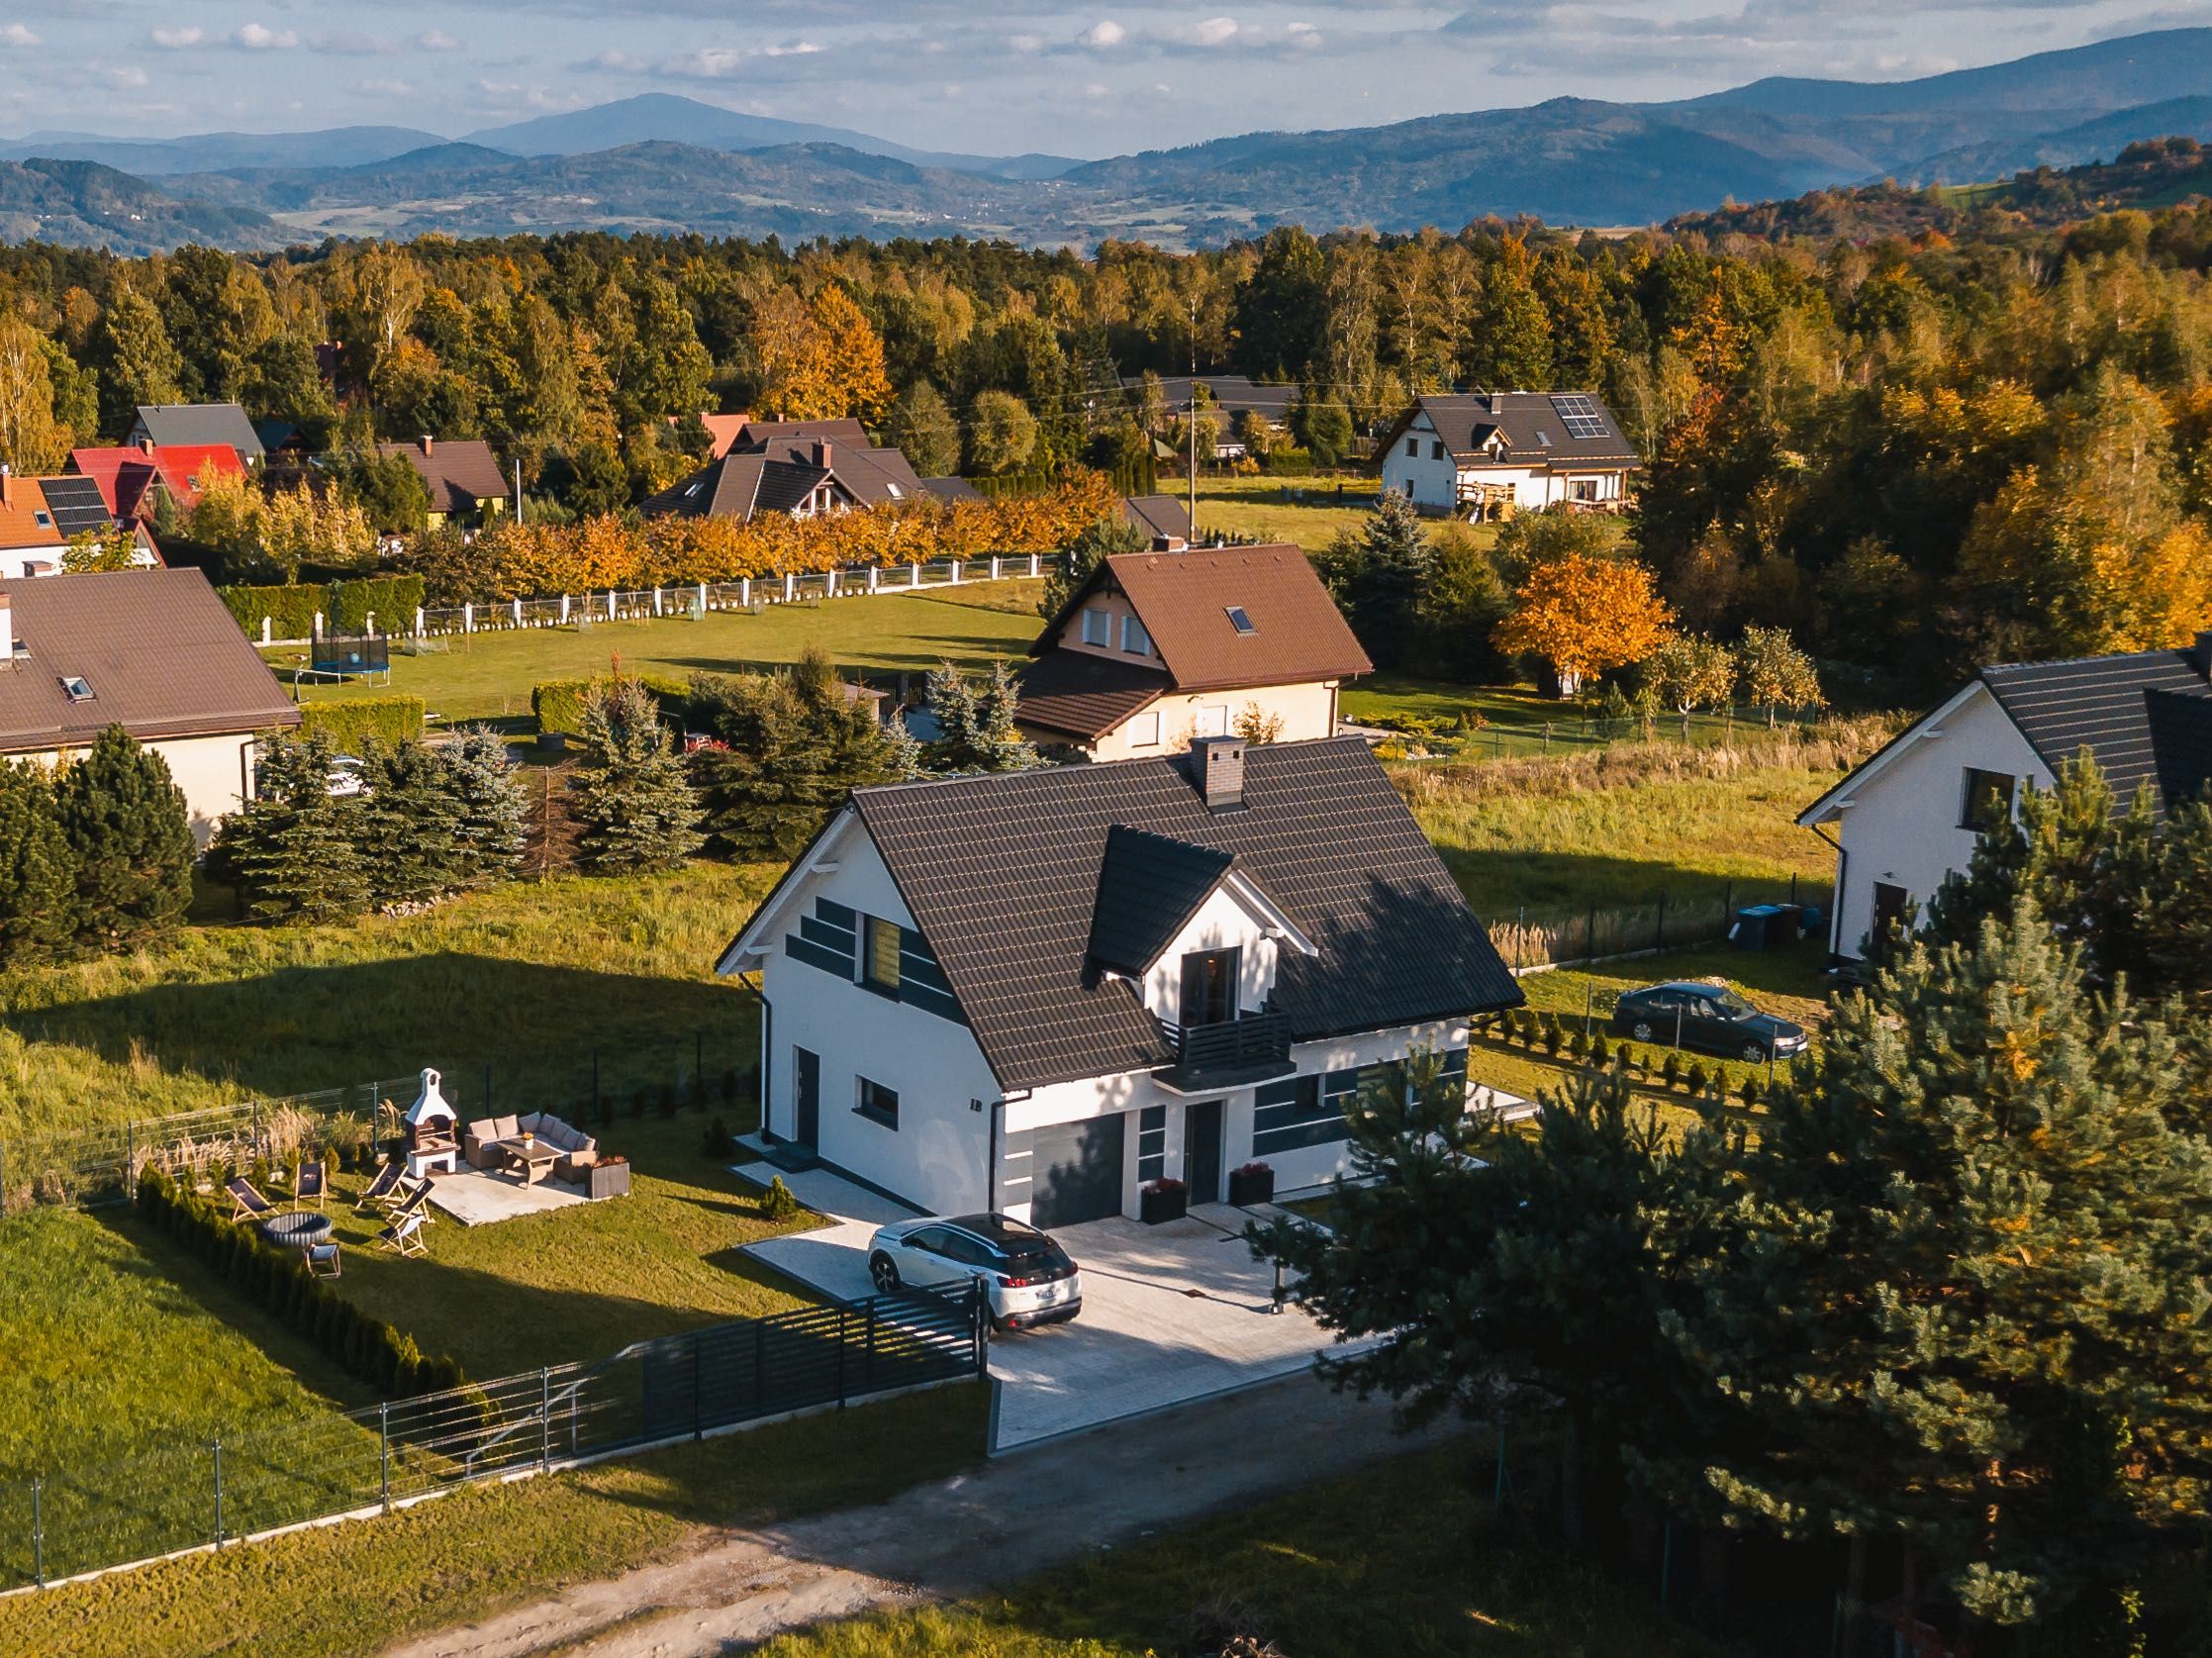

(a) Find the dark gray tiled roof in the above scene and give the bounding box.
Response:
[2147,689,2212,810]
[919,475,984,504]
[849,737,1520,1090]
[1386,392,1638,468]
[1122,494,1194,541]
[1085,825,1234,980]
[130,403,264,462]
[1982,648,2212,814]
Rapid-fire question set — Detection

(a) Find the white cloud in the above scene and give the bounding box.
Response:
[1,23,39,48]
[104,65,151,89]
[1081,20,1126,48]
[1191,16,1239,46]
[417,30,462,51]
[656,40,825,78]
[149,25,203,48]
[234,23,300,49]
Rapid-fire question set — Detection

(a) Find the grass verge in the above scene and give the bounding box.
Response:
[747,1439,1721,1658]
[1193,474,1388,549]
[0,1383,989,1658]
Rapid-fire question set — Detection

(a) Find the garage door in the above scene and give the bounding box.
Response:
[1028,1114,1126,1228]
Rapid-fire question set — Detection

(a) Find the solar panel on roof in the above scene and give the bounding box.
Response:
[1549,394,1608,439]
[37,476,116,537]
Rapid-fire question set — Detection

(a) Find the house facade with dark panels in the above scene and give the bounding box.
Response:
[1799,634,2212,963]
[1015,543,1372,761]
[376,438,510,528]
[717,735,1520,1225]
[0,568,300,843]
[1375,392,1639,516]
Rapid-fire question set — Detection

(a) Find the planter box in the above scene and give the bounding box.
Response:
[1227,1166,1276,1207]
[586,1157,630,1200]
[1139,1183,1188,1224]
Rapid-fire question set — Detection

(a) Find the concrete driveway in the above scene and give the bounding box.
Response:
[735,1162,1359,1452]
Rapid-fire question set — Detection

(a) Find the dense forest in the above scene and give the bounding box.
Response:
[1,158,2210,696]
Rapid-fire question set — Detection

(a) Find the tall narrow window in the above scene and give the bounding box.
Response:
[1081,608,1111,647]
[1136,1105,1167,1185]
[1120,615,1151,656]
[862,915,902,994]
[1179,946,1240,1026]
[1404,438,1418,457]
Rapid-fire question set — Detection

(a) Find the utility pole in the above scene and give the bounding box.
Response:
[1188,292,1200,545]
[514,459,524,526]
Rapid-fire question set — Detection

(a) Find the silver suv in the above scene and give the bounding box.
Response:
[868,1213,1083,1331]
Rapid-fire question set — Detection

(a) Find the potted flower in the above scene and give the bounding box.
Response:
[1227,1160,1275,1207]
[1139,1176,1188,1224]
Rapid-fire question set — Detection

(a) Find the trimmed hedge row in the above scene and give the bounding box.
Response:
[136,1166,464,1398]
[299,696,428,750]
[531,671,691,737]
[221,577,428,640]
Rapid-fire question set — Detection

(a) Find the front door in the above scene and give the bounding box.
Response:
[1185,1099,1224,1206]
[793,1046,819,1150]
[1870,882,1909,960]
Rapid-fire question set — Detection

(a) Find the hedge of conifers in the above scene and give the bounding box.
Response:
[297,696,428,750]
[221,576,429,640]
[136,1167,464,1398]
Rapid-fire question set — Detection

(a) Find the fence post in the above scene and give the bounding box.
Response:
[260,617,272,645]
[835,1308,848,1408]
[1514,906,1524,973]
[950,558,962,585]
[740,577,751,608]
[989,555,1001,581]
[463,602,474,634]
[693,1328,705,1440]
[212,1439,224,1547]
[911,560,920,588]
[560,594,571,625]
[380,1403,391,1512]
[697,582,708,614]
[539,1368,551,1470]
[414,605,425,635]
[1587,905,1595,963]
[1722,880,1733,938]
[1029,552,1040,578]
[867,565,879,593]
[512,598,523,628]
[652,586,663,617]
[865,1300,877,1391]
[973,1286,988,1376]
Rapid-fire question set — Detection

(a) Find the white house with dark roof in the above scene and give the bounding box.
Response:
[643,421,923,525]
[716,735,1521,1226]
[1798,634,2212,964]
[1375,392,1638,517]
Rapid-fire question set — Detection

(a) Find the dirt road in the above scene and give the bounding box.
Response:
[386,1373,1441,1658]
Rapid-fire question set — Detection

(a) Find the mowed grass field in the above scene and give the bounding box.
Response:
[1194,473,1393,548]
[274,579,1046,727]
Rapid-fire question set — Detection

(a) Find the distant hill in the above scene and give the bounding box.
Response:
[0,158,285,254]
[0,126,445,176]
[460,94,1078,181]
[6,31,2212,251]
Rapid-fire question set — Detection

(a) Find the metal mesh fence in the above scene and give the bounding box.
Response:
[0,1290,981,1591]
[1487,877,1831,973]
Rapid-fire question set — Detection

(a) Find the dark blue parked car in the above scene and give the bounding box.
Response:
[1609,981,1809,1063]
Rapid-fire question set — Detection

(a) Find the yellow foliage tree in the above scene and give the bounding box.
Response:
[1491,553,1674,698]
[748,282,893,424]
[0,315,65,475]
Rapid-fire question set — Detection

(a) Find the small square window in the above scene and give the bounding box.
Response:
[1962,768,2016,832]
[1224,606,1254,635]
[1120,615,1151,656]
[1405,437,1418,457]
[857,1077,899,1129]
[1081,608,1111,647]
[59,675,93,703]
[1127,710,1162,747]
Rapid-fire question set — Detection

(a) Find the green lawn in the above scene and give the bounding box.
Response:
[273,580,1045,728]
[0,1208,368,1482]
[315,1119,817,1379]
[1194,473,1390,549]
[0,1383,988,1658]
[1342,673,1757,760]
[749,1441,1723,1658]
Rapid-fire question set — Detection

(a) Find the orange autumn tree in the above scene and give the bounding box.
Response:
[748,282,894,424]
[1492,553,1674,697]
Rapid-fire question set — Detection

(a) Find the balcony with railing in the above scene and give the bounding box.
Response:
[1153,1008,1295,1093]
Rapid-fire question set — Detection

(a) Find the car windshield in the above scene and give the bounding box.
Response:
[1709,990,1757,1021]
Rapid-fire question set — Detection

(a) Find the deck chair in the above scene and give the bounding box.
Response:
[306,1241,341,1279]
[227,1177,274,1221]
[376,1212,427,1256]
[389,1180,435,1224]
[355,1161,403,1211]
[295,1160,327,1210]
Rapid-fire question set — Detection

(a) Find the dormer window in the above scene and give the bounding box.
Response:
[1119,615,1151,656]
[59,675,93,702]
[1224,606,1254,635]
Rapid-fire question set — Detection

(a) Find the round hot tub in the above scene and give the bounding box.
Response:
[262,1212,334,1251]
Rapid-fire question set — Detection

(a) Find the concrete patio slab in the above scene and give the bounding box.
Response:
[728,1144,918,1226]
[427,1168,588,1225]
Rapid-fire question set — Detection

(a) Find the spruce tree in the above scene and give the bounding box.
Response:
[1324,491,1434,670]
[440,728,528,890]
[568,676,703,874]
[356,737,465,906]
[208,731,371,923]
[1663,902,2212,1637]
[922,661,1038,773]
[53,723,193,951]
[0,760,75,966]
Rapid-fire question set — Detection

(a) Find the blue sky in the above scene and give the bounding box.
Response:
[0,1,2194,154]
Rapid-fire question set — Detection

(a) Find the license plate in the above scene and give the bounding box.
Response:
[1035,1284,1063,1304]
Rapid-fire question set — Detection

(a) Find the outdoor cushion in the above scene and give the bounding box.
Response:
[491,1115,521,1140]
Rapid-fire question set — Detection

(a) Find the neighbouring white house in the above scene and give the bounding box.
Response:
[1798,634,2212,965]
[1374,392,1639,518]
[0,567,301,844]
[716,735,1523,1226]
[1014,542,1373,761]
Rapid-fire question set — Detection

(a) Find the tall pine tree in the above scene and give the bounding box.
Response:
[568,676,703,874]
[356,737,466,906]
[207,731,371,923]
[0,760,74,966]
[53,724,193,951]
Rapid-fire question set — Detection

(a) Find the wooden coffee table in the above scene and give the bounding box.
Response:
[503,1139,560,1185]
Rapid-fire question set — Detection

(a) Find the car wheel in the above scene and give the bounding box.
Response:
[869,1253,900,1293]
[1631,1021,1657,1042]
[1741,1040,1767,1063]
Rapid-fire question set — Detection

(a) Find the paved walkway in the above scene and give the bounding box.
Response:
[383,1371,1441,1658]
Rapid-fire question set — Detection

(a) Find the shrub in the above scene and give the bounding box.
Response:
[1661,1051,1683,1090]
[759,1176,802,1222]
[1684,1060,1709,1096]
[1741,1075,1764,1108]
[530,671,690,738]
[300,696,427,750]
[1566,1028,1587,1061]
[219,576,426,640]
[1538,1013,1562,1054]
[1588,1033,1611,1069]
[703,1119,736,1160]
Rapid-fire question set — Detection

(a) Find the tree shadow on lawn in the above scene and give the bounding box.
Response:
[652,627,1024,677]
[3,955,753,1107]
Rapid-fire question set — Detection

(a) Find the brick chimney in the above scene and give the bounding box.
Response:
[0,464,13,509]
[1189,734,1246,811]
[138,437,155,455]
[420,435,434,456]
[1151,535,1187,553]
[813,439,833,469]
